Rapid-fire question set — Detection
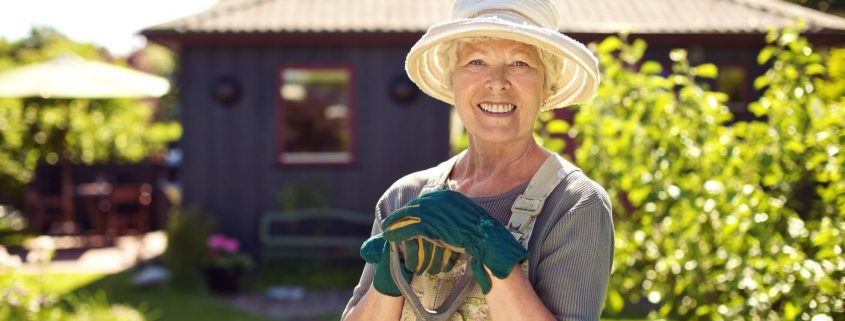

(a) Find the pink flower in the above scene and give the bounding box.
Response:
[221,238,239,253]
[208,234,241,253]
[207,234,228,249]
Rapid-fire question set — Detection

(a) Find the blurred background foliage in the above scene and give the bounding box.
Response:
[0,16,842,321]
[539,25,844,321]
[163,207,215,291]
[1,242,153,321]
[0,27,181,207]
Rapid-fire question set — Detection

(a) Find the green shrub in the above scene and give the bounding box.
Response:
[0,273,151,321]
[554,28,844,321]
[0,291,153,321]
[0,206,31,248]
[162,207,215,291]
[62,292,151,321]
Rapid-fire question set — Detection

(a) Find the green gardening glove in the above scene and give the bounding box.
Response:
[381,190,528,294]
[402,237,460,275]
[360,233,412,297]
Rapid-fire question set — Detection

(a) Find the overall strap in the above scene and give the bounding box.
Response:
[420,151,578,249]
[508,154,576,248]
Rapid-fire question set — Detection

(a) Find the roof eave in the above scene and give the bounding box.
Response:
[141,30,429,49]
[141,28,845,51]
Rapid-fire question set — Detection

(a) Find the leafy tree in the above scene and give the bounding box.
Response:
[129,43,181,123]
[0,27,181,207]
[817,47,845,101]
[553,26,844,320]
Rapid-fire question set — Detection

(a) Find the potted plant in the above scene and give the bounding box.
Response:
[204,234,253,294]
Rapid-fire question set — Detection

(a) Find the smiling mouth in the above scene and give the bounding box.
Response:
[478,103,516,114]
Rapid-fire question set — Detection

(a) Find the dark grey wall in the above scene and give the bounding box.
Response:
[177,45,451,249]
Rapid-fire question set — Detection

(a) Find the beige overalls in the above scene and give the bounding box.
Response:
[399,153,573,321]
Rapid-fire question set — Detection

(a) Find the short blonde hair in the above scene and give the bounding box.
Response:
[437,36,563,106]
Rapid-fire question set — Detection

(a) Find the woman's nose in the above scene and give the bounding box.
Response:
[485,66,511,92]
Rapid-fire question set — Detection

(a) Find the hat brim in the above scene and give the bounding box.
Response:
[405,16,600,110]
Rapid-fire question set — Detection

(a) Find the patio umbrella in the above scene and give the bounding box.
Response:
[0,54,169,98]
[0,54,170,232]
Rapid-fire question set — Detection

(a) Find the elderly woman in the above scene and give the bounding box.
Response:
[342,0,613,320]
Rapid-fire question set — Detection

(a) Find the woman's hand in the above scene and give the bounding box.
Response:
[402,237,461,275]
[359,234,412,296]
[381,190,528,293]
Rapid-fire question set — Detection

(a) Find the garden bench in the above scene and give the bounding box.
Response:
[258,208,373,261]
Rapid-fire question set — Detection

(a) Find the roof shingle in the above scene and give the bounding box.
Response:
[143,0,845,34]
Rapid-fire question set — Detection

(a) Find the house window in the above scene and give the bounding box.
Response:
[278,66,354,165]
[715,65,749,115]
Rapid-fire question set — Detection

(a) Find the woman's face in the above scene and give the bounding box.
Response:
[451,38,545,146]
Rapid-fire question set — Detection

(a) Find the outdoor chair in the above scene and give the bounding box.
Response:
[104,183,153,236]
[23,186,69,234]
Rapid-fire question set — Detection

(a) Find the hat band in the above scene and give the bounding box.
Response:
[468,9,543,28]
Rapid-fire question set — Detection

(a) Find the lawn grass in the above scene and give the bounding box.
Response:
[69,261,365,321]
[0,271,104,295]
[3,265,648,321]
[1,261,367,321]
[0,269,273,321]
[71,270,274,321]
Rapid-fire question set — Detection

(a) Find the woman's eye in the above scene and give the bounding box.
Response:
[513,61,529,67]
[467,59,484,66]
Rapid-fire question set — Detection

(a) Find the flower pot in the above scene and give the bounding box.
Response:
[204,266,241,294]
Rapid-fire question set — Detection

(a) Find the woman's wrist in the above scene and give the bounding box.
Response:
[484,264,524,290]
[484,264,556,321]
[343,288,404,321]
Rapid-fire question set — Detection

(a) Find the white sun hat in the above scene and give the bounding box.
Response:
[405,0,600,111]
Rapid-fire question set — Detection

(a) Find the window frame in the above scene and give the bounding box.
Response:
[713,63,751,112]
[275,63,357,166]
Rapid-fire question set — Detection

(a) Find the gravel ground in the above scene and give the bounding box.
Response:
[227,289,350,321]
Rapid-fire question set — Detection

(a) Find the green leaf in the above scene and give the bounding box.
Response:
[696,305,711,316]
[785,66,800,80]
[597,37,623,54]
[763,173,780,187]
[785,140,806,153]
[818,278,839,293]
[779,31,798,47]
[670,49,687,62]
[546,119,570,134]
[765,28,779,44]
[640,61,664,75]
[815,248,835,260]
[659,303,672,316]
[626,39,647,64]
[607,289,625,312]
[627,187,651,207]
[545,138,565,153]
[784,302,799,321]
[695,64,718,79]
[758,47,775,65]
[753,75,770,90]
[811,229,833,246]
[806,63,825,75]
